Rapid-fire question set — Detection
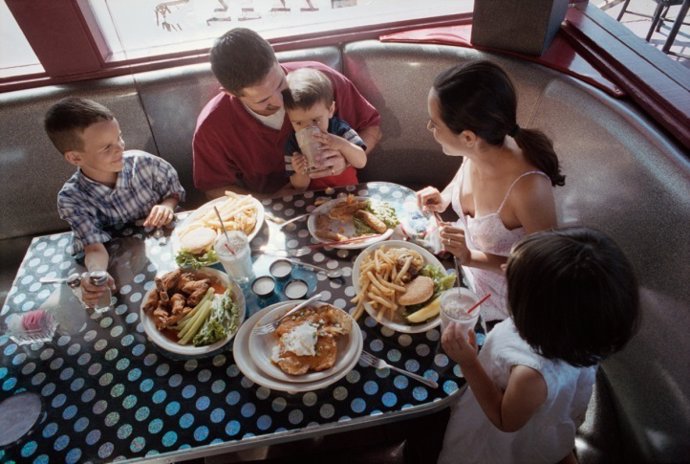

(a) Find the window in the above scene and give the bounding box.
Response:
[0,1,43,79]
[84,0,469,61]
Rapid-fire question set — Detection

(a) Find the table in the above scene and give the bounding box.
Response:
[0,182,470,463]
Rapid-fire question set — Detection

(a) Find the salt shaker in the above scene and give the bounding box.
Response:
[88,271,112,313]
[66,272,86,306]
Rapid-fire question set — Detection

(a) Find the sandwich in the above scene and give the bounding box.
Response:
[398,276,434,306]
[175,226,219,269]
[403,267,456,323]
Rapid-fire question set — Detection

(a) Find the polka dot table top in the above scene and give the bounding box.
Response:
[0,182,471,463]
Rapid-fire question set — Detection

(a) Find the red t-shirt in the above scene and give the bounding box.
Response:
[193,61,380,194]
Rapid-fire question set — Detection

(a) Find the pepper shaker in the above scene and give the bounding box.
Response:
[88,271,112,313]
[66,272,87,307]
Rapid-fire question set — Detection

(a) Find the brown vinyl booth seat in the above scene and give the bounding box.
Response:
[0,40,688,463]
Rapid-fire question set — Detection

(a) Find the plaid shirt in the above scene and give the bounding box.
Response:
[57,150,185,254]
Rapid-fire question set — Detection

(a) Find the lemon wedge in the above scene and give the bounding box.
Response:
[406,296,441,323]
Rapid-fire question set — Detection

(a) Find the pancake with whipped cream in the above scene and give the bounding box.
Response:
[271,304,352,376]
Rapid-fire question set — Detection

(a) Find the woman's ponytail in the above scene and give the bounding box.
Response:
[513,127,565,187]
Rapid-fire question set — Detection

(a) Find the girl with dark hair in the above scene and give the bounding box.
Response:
[438,227,640,463]
[417,60,565,324]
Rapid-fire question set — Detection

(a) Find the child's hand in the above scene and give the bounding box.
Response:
[313,131,344,151]
[291,153,309,174]
[144,204,175,228]
[417,187,443,212]
[442,322,478,366]
[309,149,346,178]
[439,223,471,263]
[80,271,115,308]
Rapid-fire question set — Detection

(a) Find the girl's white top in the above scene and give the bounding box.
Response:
[448,162,549,322]
[438,319,596,464]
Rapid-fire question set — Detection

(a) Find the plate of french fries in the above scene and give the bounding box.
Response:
[171,192,264,268]
[351,240,455,333]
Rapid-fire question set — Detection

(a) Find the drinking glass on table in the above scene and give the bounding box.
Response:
[214,231,255,284]
[440,287,481,338]
[295,125,322,171]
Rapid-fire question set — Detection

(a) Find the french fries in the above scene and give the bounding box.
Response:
[351,246,424,321]
[177,191,257,242]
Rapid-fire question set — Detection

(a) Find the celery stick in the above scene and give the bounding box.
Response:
[179,300,213,345]
[178,299,208,340]
[174,288,214,333]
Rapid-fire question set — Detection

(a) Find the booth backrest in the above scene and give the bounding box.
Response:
[0,40,688,462]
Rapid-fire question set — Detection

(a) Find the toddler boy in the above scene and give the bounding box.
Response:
[283,68,367,190]
[45,97,185,307]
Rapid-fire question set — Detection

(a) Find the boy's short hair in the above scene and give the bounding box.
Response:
[44,97,114,154]
[506,227,640,367]
[283,68,334,111]
[210,28,277,96]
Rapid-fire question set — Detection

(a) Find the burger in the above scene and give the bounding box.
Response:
[175,226,219,269]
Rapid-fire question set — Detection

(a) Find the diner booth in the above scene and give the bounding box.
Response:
[0,2,688,463]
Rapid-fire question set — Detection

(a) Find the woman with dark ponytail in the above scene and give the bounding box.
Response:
[417,60,565,325]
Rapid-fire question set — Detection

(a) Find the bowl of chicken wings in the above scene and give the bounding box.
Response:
[140,267,246,356]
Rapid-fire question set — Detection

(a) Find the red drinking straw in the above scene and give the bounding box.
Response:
[467,293,491,315]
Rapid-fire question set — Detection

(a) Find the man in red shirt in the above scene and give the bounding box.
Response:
[193,28,381,198]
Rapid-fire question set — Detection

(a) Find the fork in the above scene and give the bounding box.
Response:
[251,291,325,336]
[360,351,439,389]
[277,212,311,230]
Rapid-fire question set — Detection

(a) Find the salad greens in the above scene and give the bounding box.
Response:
[172,288,240,347]
[193,289,240,346]
[175,249,219,270]
[403,264,456,315]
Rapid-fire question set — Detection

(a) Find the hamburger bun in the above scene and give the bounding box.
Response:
[179,227,217,254]
[398,275,434,306]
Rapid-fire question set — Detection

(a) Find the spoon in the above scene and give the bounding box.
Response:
[281,258,343,279]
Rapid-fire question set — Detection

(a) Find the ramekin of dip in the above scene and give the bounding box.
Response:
[269,259,293,281]
[251,275,276,298]
[284,279,309,300]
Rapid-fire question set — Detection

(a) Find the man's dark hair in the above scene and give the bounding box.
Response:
[210,28,277,95]
[44,97,114,154]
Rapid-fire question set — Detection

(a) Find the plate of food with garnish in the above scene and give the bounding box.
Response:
[306,194,399,249]
[140,267,245,356]
[351,240,456,333]
[171,191,264,269]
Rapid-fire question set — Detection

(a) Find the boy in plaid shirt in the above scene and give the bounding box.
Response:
[45,97,185,307]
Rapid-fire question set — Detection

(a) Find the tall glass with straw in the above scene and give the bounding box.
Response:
[212,206,255,284]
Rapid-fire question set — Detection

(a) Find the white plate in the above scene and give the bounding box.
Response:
[233,303,363,393]
[171,195,265,263]
[248,301,360,383]
[352,240,444,334]
[140,267,246,356]
[306,196,394,250]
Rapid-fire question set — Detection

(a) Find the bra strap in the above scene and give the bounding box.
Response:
[496,171,550,213]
